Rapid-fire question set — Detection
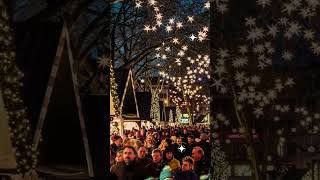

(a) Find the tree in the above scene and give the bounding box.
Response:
[169,109,173,123]
[150,89,161,122]
[123,0,211,122]
[176,106,182,123]
[211,0,320,179]
[0,0,37,175]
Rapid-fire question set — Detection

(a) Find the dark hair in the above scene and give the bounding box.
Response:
[187,135,194,139]
[164,147,173,154]
[113,135,122,141]
[165,138,172,145]
[124,146,137,154]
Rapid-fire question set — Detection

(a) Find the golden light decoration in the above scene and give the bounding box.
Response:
[0,2,37,174]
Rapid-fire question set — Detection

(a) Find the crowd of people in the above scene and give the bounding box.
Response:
[110,124,211,180]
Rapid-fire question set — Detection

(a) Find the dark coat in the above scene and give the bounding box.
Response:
[196,140,211,157]
[136,157,153,167]
[145,161,166,178]
[174,169,199,180]
[194,157,210,176]
[110,161,149,180]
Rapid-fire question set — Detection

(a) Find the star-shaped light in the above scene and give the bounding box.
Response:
[156,20,162,27]
[172,37,179,44]
[166,25,173,32]
[154,6,159,12]
[177,50,185,57]
[182,45,188,51]
[148,0,157,6]
[151,26,157,31]
[288,22,301,36]
[190,34,196,41]
[257,0,271,8]
[155,13,163,20]
[204,1,210,9]
[311,42,320,55]
[212,78,224,90]
[176,22,183,29]
[97,56,109,69]
[187,16,194,23]
[245,17,256,27]
[238,45,248,54]
[169,18,175,24]
[267,25,278,38]
[278,17,288,26]
[282,3,296,15]
[251,75,261,84]
[217,4,228,14]
[135,1,142,8]
[282,50,293,61]
[304,30,315,40]
[285,78,295,87]
[198,36,204,42]
[203,26,209,32]
[144,25,151,32]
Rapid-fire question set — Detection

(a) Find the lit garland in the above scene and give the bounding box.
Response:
[136,0,211,114]
[0,1,37,174]
[211,140,230,180]
[176,106,182,123]
[150,89,160,122]
[168,109,173,123]
[110,60,121,118]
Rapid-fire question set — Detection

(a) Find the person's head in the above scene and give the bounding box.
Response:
[113,135,122,146]
[165,138,173,146]
[200,133,207,140]
[123,138,131,147]
[160,139,169,148]
[171,136,177,144]
[152,148,163,163]
[187,135,194,144]
[164,147,174,161]
[140,128,145,134]
[135,131,140,138]
[138,146,147,159]
[123,146,137,165]
[192,146,204,162]
[153,132,159,139]
[133,140,142,150]
[182,156,194,171]
[176,137,183,145]
[145,138,154,147]
[183,129,188,134]
[115,149,124,163]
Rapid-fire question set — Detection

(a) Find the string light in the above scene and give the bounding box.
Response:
[0,3,37,174]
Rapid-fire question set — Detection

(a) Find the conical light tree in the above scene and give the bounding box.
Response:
[169,109,173,123]
[176,106,182,123]
[150,90,160,122]
[110,59,121,118]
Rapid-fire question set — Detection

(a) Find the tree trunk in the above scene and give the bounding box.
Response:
[231,86,260,180]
